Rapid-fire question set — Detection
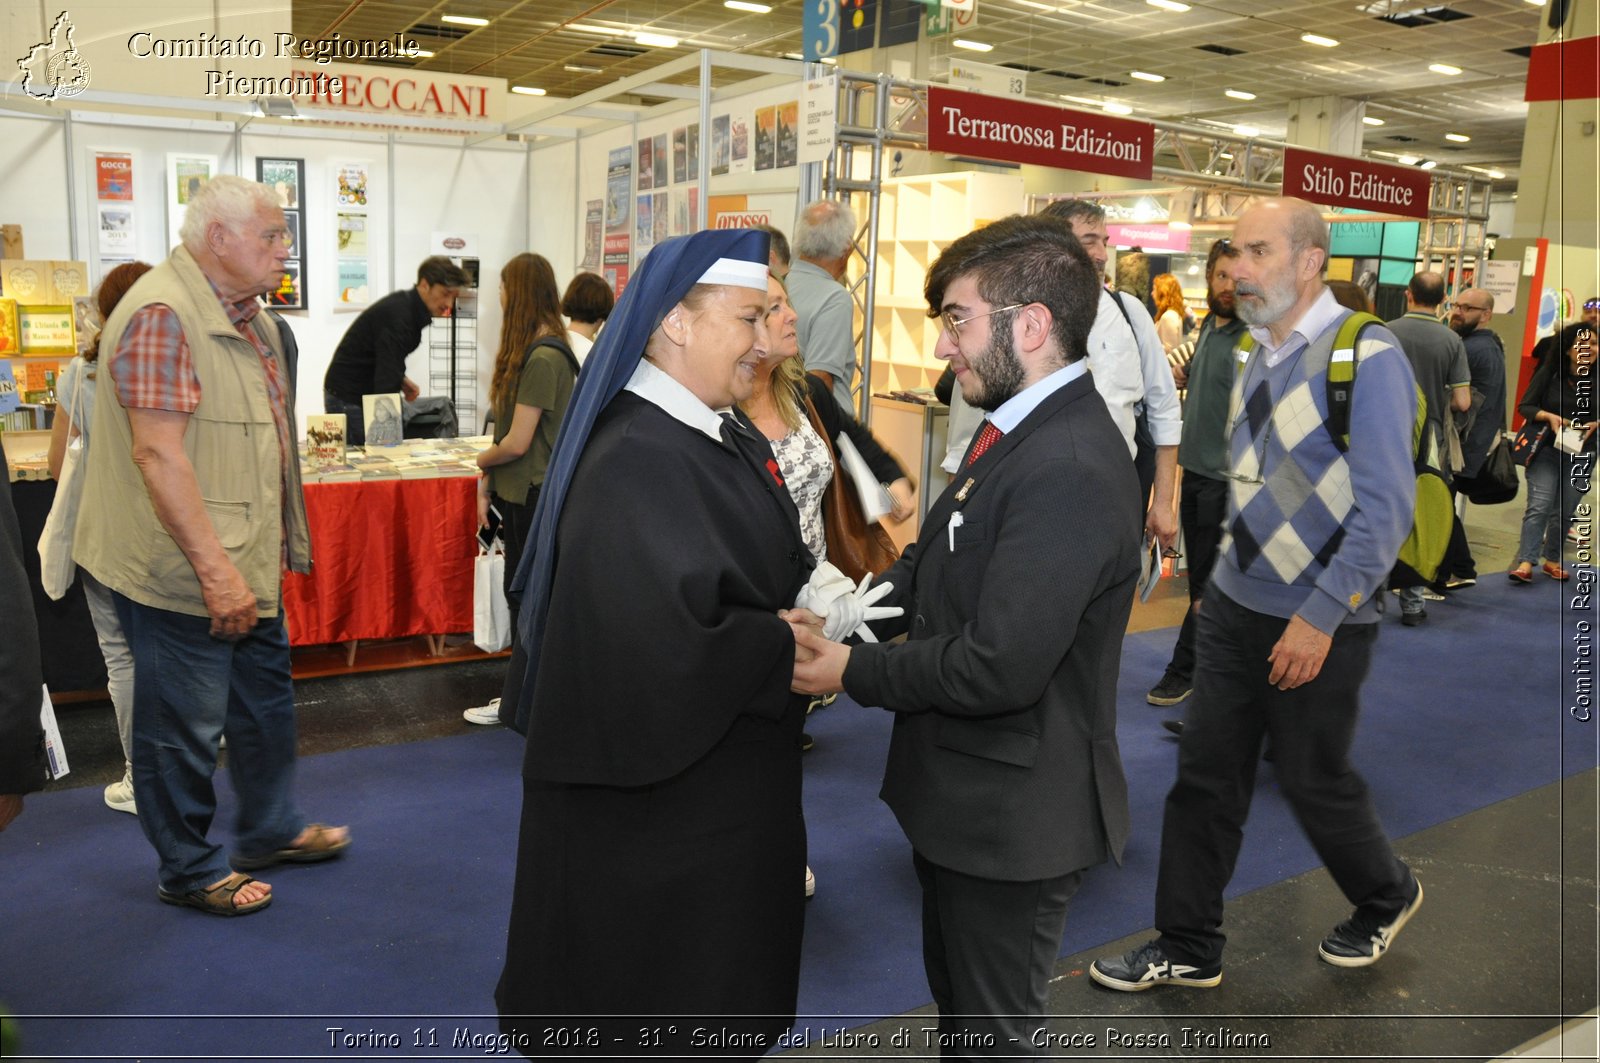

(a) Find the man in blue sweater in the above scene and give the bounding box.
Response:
[1092,197,1424,992]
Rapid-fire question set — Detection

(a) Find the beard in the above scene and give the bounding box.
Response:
[1234,275,1297,327]
[965,326,1027,412]
[1207,289,1236,319]
[1449,318,1476,338]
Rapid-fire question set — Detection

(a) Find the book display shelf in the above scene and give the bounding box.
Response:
[858,171,1026,396]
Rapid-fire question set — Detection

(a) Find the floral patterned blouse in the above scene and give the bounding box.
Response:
[769,417,833,563]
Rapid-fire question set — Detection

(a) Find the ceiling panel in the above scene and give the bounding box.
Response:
[292,0,1547,188]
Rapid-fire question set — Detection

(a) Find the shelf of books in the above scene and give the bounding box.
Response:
[0,259,93,438]
[855,172,1025,397]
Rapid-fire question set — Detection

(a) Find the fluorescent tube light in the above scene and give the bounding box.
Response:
[1224,89,1256,100]
[725,0,773,11]
[953,39,995,52]
[512,86,546,96]
[441,14,490,27]
[634,32,680,48]
[1363,116,1385,125]
[1103,102,1134,115]
[1429,63,1462,75]
[1147,0,1191,10]
[1444,132,1470,142]
[1130,70,1166,82]
[1301,33,1339,47]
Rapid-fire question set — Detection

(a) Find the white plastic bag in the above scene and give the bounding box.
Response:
[473,538,510,652]
[38,370,86,600]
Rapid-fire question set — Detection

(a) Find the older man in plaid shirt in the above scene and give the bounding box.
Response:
[75,175,349,917]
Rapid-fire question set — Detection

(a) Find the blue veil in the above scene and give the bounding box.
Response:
[505,227,771,732]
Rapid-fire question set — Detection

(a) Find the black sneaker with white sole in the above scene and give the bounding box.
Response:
[1146,670,1193,706]
[1089,940,1222,991]
[1318,874,1423,967]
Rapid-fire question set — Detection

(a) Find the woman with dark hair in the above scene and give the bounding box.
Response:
[45,260,153,815]
[1509,321,1595,583]
[559,271,613,365]
[469,254,578,713]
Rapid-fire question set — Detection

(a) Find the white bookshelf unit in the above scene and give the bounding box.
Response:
[857,171,1026,395]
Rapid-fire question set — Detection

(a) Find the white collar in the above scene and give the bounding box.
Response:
[623,358,729,442]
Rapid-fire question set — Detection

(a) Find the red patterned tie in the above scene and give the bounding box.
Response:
[966,421,1004,466]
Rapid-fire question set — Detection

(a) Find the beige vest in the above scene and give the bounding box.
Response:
[74,247,311,619]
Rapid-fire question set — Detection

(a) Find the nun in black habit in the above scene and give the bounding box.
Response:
[494,229,827,1056]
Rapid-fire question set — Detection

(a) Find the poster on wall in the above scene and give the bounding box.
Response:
[581,200,604,272]
[336,212,368,256]
[711,115,731,176]
[688,123,700,179]
[95,152,133,200]
[730,114,752,174]
[638,138,654,191]
[604,147,633,298]
[259,158,302,209]
[636,195,655,252]
[336,162,369,208]
[652,134,668,188]
[671,188,689,237]
[266,263,302,309]
[755,106,777,172]
[97,205,135,256]
[333,161,370,311]
[652,192,668,246]
[256,158,307,310]
[672,128,688,185]
[166,153,216,250]
[337,259,370,307]
[776,102,799,169]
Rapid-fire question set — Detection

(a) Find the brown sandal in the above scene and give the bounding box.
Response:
[158,872,271,916]
[233,823,351,870]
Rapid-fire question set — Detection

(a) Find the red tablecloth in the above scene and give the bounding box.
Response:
[282,477,477,646]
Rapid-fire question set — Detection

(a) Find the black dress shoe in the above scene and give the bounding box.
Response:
[1162,719,1184,736]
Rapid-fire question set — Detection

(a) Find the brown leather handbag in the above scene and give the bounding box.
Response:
[803,395,900,582]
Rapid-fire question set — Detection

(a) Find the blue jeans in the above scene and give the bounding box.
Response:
[324,390,366,446]
[1517,445,1593,565]
[113,593,305,894]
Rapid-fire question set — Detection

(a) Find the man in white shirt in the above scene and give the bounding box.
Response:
[1040,199,1180,549]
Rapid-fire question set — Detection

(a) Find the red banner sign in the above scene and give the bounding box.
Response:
[1281,147,1431,220]
[1525,35,1600,103]
[927,86,1155,180]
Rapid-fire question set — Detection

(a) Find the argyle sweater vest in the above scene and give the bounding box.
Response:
[1212,309,1413,628]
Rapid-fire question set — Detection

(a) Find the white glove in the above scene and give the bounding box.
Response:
[793,562,903,642]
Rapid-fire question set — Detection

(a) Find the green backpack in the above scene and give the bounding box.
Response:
[1235,311,1453,587]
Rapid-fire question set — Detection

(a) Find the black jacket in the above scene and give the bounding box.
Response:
[323,287,432,401]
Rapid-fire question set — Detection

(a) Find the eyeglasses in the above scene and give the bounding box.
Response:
[1451,302,1493,313]
[940,302,1025,341]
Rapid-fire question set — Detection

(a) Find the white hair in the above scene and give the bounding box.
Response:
[793,199,857,260]
[178,175,279,252]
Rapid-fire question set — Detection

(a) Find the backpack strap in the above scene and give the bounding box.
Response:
[527,334,580,377]
[1324,311,1382,452]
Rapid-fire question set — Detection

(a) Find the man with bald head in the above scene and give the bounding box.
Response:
[1446,287,1507,583]
[1093,197,1424,992]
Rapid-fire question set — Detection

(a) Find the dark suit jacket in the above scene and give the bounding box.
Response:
[843,372,1139,882]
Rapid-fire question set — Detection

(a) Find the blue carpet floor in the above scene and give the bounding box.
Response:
[1,572,1592,1058]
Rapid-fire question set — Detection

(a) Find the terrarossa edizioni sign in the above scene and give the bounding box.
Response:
[1281,147,1432,221]
[926,86,1155,180]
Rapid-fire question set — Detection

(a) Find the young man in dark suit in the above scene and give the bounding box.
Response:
[789,212,1141,1055]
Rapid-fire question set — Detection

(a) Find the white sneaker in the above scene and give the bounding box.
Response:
[463,697,503,725]
[804,865,816,899]
[104,766,136,815]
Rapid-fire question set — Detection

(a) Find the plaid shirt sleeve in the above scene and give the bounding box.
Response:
[110,304,201,413]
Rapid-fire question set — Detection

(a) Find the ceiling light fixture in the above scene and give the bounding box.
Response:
[413,49,435,58]
[1419,160,1438,169]
[1444,132,1471,142]
[1130,70,1166,82]
[1224,88,1256,100]
[572,24,629,36]
[1429,63,1462,75]
[1300,33,1340,47]
[724,0,772,11]
[818,56,837,65]
[953,39,995,51]
[1363,115,1385,125]
[1233,124,1260,137]
[1059,94,1100,106]
[1219,151,1234,159]
[634,32,680,48]
[511,86,547,96]
[1103,102,1134,115]
[1146,0,1191,10]
[564,64,601,73]
[1396,154,1420,165]
[440,14,489,27]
